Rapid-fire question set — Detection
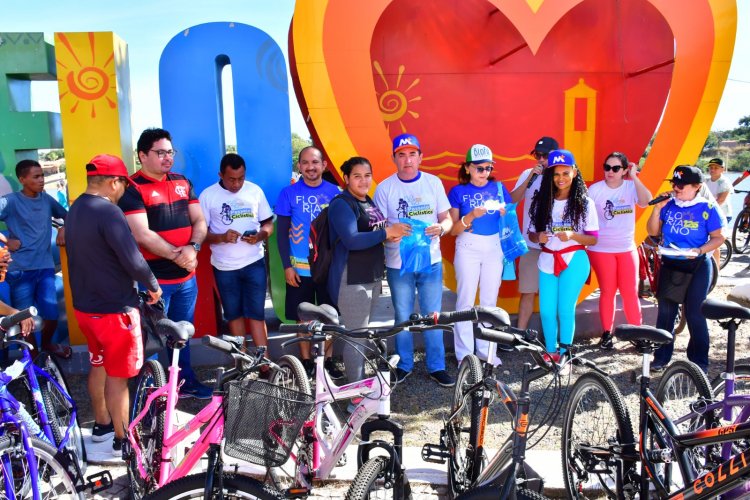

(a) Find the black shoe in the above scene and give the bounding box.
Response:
[429,370,456,388]
[112,437,125,458]
[91,421,114,443]
[599,331,614,350]
[390,368,411,384]
[302,359,315,378]
[651,361,668,373]
[325,359,345,381]
[179,379,213,400]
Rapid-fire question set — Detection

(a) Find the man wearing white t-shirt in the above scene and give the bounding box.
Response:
[510,136,559,329]
[374,133,455,387]
[199,153,274,353]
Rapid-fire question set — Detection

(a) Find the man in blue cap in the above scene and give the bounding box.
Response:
[374,133,455,387]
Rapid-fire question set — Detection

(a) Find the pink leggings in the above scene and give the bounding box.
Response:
[588,249,642,331]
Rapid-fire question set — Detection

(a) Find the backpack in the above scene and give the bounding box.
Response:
[308,194,360,285]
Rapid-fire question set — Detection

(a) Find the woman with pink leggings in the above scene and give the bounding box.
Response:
[587,152,652,349]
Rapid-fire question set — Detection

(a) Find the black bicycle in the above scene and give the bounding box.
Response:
[732,189,750,254]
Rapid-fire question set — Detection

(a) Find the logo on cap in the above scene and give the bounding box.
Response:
[674,170,682,179]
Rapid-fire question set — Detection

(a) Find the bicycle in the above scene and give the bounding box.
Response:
[561,322,750,499]
[269,302,470,499]
[127,319,290,500]
[0,308,110,499]
[423,306,588,500]
[733,190,750,254]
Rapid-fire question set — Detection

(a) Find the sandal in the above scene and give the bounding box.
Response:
[44,343,73,360]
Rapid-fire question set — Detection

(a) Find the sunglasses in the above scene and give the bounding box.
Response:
[670,181,687,190]
[603,163,623,172]
[533,151,548,160]
[471,165,493,174]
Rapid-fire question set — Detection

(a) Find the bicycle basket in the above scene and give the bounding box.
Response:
[224,379,314,467]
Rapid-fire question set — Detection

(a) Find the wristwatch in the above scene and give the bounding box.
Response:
[189,241,201,252]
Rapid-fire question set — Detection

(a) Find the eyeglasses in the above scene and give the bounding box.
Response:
[670,182,686,190]
[533,151,548,160]
[117,176,129,184]
[471,165,494,173]
[603,163,623,172]
[150,149,177,159]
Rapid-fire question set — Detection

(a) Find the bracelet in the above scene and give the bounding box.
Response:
[461,215,471,228]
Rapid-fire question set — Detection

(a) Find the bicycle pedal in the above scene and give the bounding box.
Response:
[87,470,113,494]
[421,443,449,463]
[284,487,310,498]
[336,452,347,467]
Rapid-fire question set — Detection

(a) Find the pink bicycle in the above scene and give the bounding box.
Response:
[126,319,311,500]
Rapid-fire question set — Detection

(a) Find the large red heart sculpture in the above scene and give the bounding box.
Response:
[291,0,736,310]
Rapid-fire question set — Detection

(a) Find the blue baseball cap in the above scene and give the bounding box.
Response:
[547,149,576,167]
[392,133,421,154]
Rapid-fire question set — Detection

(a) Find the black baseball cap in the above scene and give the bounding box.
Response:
[667,165,703,185]
[530,137,559,154]
[707,158,724,167]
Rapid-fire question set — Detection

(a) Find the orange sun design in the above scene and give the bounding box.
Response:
[56,33,117,118]
[373,61,421,134]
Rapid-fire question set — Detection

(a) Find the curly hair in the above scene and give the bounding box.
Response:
[529,166,590,234]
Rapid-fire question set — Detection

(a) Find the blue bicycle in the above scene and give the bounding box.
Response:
[0,307,110,498]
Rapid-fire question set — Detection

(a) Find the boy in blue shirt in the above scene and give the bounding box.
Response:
[0,160,68,357]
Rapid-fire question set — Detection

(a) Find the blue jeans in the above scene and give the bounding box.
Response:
[213,259,266,321]
[143,276,198,381]
[386,264,446,373]
[654,256,712,371]
[6,269,59,320]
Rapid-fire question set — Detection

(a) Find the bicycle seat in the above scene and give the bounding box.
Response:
[155,319,195,349]
[701,298,750,321]
[474,306,511,328]
[614,324,672,345]
[297,302,339,325]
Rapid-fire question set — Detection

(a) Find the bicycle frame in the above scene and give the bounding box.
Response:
[128,349,225,488]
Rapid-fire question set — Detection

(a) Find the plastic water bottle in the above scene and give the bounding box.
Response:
[15,403,47,441]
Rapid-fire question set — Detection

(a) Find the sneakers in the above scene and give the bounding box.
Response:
[324,359,345,381]
[599,331,614,350]
[91,421,114,443]
[429,370,456,388]
[179,379,213,400]
[112,436,124,458]
[543,352,562,364]
[390,368,411,384]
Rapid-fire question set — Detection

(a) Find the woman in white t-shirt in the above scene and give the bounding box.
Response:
[587,152,653,350]
[528,150,598,357]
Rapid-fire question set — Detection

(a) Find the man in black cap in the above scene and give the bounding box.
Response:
[511,136,559,329]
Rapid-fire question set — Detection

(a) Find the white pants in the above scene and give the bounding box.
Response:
[453,232,503,364]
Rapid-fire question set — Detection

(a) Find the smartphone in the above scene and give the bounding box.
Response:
[243,229,258,237]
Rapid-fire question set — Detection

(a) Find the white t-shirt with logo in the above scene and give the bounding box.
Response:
[587,180,638,253]
[199,181,273,271]
[512,168,543,250]
[374,171,451,269]
[530,196,599,275]
[705,175,734,219]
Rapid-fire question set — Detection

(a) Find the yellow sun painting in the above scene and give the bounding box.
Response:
[373,61,421,134]
[56,32,117,118]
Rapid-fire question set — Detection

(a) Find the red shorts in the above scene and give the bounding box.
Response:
[74,308,143,378]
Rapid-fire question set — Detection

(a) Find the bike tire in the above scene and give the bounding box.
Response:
[142,472,283,499]
[720,239,733,269]
[128,359,166,499]
[35,350,87,475]
[561,371,634,499]
[455,484,549,500]
[267,355,312,491]
[0,433,83,499]
[712,363,750,397]
[345,455,412,500]
[732,210,750,254]
[448,355,483,498]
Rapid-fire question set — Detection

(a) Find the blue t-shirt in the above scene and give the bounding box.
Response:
[275,180,340,276]
[660,198,724,250]
[447,181,510,236]
[0,191,67,271]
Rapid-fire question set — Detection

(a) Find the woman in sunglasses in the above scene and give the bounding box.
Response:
[447,144,510,365]
[528,150,598,359]
[587,152,652,350]
[647,165,726,373]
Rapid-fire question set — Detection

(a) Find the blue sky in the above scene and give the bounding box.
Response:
[3,0,748,144]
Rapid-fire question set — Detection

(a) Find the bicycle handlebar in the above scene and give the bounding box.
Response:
[0,307,37,331]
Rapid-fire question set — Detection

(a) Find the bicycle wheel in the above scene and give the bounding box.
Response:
[562,371,634,499]
[720,239,732,269]
[128,359,166,499]
[142,472,282,499]
[455,484,549,500]
[345,456,412,500]
[712,364,750,397]
[733,210,750,254]
[35,351,86,475]
[0,434,82,499]
[267,355,312,491]
[655,360,713,433]
[448,355,483,498]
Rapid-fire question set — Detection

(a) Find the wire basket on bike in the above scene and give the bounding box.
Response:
[224,378,314,467]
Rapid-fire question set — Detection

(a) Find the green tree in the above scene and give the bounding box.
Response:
[291,132,312,170]
[702,131,719,154]
[732,150,750,171]
[736,115,750,143]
